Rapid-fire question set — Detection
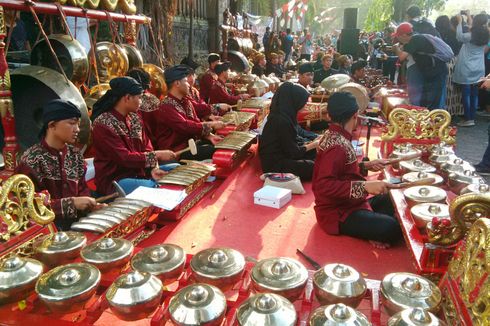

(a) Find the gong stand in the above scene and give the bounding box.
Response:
[0,1,150,175]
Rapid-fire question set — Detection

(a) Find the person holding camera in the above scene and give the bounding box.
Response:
[453,12,489,127]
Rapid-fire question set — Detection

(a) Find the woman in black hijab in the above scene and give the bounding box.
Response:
[259,82,320,180]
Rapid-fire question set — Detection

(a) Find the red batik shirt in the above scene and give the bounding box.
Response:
[16,139,90,220]
[199,69,217,103]
[140,94,212,152]
[92,110,157,195]
[208,79,241,105]
[312,124,372,235]
[188,86,218,119]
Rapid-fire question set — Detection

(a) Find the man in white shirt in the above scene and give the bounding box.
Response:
[67,17,91,53]
[298,29,313,61]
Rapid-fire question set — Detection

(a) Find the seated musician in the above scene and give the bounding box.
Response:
[350,59,367,84]
[209,62,251,105]
[142,65,225,161]
[183,62,231,120]
[16,100,99,230]
[252,53,267,76]
[312,92,402,249]
[91,77,176,195]
[259,82,320,181]
[199,53,221,103]
[265,53,286,77]
[313,54,338,85]
[297,63,314,88]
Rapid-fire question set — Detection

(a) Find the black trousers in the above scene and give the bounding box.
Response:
[276,158,314,181]
[339,194,402,244]
[180,140,215,161]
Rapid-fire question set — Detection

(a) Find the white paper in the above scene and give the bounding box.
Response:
[261,91,274,99]
[127,186,188,211]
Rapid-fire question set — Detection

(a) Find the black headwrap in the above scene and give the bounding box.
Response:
[40,99,81,137]
[181,57,200,71]
[208,53,221,64]
[164,64,192,85]
[214,61,232,75]
[298,63,314,74]
[127,68,151,90]
[327,92,359,124]
[91,77,143,121]
[269,82,310,127]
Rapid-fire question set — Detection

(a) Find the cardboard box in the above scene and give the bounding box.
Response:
[253,185,292,209]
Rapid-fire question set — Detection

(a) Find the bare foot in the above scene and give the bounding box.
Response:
[370,240,391,249]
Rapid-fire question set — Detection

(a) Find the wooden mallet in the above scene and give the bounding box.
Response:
[383,152,423,166]
[386,177,436,189]
[175,139,198,156]
[95,181,127,203]
[229,99,243,111]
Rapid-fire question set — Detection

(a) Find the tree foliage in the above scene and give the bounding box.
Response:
[365,0,447,31]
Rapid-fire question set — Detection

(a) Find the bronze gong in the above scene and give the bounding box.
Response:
[11,66,91,152]
[31,34,89,88]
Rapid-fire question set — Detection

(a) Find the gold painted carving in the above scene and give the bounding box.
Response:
[0,174,55,241]
[447,218,490,325]
[382,108,455,144]
[103,208,150,239]
[0,97,14,118]
[0,7,6,35]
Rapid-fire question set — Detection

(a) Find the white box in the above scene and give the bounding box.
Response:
[253,185,292,209]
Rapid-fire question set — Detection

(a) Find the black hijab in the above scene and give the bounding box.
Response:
[91,77,143,121]
[269,82,310,127]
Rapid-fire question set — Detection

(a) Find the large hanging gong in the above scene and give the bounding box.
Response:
[11,66,91,152]
[90,42,129,83]
[227,50,250,73]
[30,34,89,88]
[142,64,167,98]
[122,44,143,71]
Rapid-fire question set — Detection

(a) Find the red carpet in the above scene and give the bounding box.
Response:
[140,147,416,280]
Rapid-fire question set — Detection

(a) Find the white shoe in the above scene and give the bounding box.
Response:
[457,120,476,127]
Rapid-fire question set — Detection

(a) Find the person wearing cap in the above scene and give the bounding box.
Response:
[313,54,338,85]
[393,22,448,109]
[209,62,251,105]
[91,77,176,195]
[313,92,401,249]
[259,82,320,181]
[297,63,314,88]
[146,64,225,160]
[182,62,231,120]
[199,53,221,103]
[16,99,100,230]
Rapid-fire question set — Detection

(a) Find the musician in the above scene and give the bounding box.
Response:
[312,92,402,249]
[313,54,338,85]
[297,63,314,88]
[209,62,251,105]
[199,53,221,103]
[184,65,231,120]
[16,100,99,230]
[259,82,320,181]
[350,59,367,83]
[143,65,225,161]
[91,77,176,195]
[266,53,286,77]
[252,53,267,76]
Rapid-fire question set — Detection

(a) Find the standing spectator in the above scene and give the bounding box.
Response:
[298,29,313,61]
[475,77,490,174]
[406,5,440,37]
[268,32,282,55]
[436,15,464,115]
[453,13,489,127]
[393,22,450,110]
[282,28,294,65]
[263,26,271,53]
